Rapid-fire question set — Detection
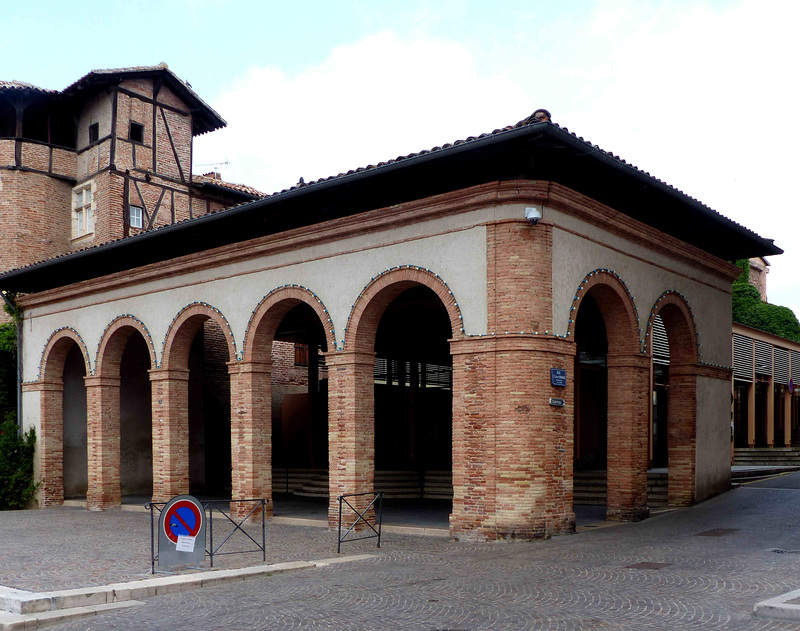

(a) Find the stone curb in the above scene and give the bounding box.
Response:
[0,554,375,629]
[0,601,146,631]
[754,587,800,621]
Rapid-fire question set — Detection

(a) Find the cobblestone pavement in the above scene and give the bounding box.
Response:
[6,476,800,630]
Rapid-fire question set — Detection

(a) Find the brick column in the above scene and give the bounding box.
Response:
[325,350,375,529]
[450,338,498,540]
[766,376,775,446]
[785,388,792,447]
[667,364,698,507]
[149,368,190,502]
[747,381,756,447]
[28,380,64,507]
[85,376,121,510]
[229,361,273,519]
[450,335,575,541]
[606,353,650,521]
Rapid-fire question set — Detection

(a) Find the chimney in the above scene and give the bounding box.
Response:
[530,108,551,123]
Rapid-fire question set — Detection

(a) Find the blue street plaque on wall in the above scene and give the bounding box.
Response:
[550,368,567,387]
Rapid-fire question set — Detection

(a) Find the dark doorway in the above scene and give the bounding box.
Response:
[374,286,453,506]
[574,294,608,471]
[119,334,153,496]
[188,321,231,497]
[63,344,87,498]
[271,302,329,506]
[652,363,669,468]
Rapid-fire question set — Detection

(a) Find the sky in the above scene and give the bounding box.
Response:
[3,0,798,317]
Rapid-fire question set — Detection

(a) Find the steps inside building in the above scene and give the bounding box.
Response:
[271,469,670,506]
[733,447,800,466]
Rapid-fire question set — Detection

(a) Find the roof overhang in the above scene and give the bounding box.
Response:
[63,67,226,136]
[0,122,781,294]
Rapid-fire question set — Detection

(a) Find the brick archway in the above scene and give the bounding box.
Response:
[40,327,91,381]
[567,270,641,354]
[328,266,464,527]
[152,303,236,502]
[89,316,157,510]
[162,302,237,369]
[242,285,336,361]
[344,266,465,352]
[648,291,700,506]
[232,286,336,518]
[570,270,649,522]
[96,316,156,376]
[35,328,91,507]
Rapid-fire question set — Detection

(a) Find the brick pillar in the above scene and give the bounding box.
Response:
[450,335,575,541]
[85,376,121,510]
[785,388,792,447]
[325,350,375,529]
[667,364,697,507]
[149,368,190,502]
[486,220,553,334]
[747,381,756,447]
[229,361,273,519]
[766,377,775,446]
[606,353,650,521]
[450,338,498,540]
[31,380,65,507]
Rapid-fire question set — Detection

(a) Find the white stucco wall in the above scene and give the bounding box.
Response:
[695,375,733,501]
[21,205,533,382]
[549,208,733,368]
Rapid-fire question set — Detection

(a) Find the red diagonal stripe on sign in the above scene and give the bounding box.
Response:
[174,510,193,535]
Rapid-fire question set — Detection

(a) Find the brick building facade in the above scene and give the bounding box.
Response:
[0,75,783,541]
[0,64,263,276]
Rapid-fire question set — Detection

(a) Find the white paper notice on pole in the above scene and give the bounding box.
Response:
[176,535,196,552]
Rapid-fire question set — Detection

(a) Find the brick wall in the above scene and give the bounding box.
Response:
[0,170,72,272]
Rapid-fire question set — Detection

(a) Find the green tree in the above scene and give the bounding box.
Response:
[732,259,800,342]
[0,416,37,510]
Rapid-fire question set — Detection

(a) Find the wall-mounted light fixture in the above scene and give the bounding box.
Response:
[525,207,542,225]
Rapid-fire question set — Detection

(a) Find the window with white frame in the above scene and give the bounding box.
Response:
[73,184,94,238]
[129,205,144,229]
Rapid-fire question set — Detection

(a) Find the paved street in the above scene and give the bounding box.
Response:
[5,475,800,630]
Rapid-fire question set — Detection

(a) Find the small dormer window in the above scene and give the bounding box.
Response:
[129,205,144,229]
[129,122,144,144]
[88,123,99,144]
[73,184,94,238]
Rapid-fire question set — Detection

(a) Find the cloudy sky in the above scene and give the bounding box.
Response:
[4,0,799,316]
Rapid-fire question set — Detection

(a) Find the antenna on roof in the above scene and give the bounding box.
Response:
[195,159,230,169]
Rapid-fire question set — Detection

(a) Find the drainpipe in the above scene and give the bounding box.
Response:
[0,291,22,432]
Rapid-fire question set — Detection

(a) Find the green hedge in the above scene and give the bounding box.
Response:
[0,415,38,510]
[0,323,15,411]
[733,260,800,342]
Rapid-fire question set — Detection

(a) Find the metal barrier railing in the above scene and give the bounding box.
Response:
[337,491,383,554]
[145,498,267,573]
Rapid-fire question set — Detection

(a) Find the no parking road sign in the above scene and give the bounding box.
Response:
[158,495,206,569]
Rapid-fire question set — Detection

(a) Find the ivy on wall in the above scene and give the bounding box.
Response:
[0,323,15,412]
[733,259,800,343]
[0,312,37,509]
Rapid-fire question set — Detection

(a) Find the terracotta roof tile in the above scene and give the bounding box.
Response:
[192,174,266,199]
[0,80,57,94]
[0,108,773,279]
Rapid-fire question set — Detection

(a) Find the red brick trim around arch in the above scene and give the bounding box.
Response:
[95,316,157,377]
[343,266,465,352]
[161,302,237,369]
[39,327,92,381]
[566,270,642,356]
[646,291,700,366]
[647,291,701,508]
[242,285,337,363]
[36,328,91,507]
